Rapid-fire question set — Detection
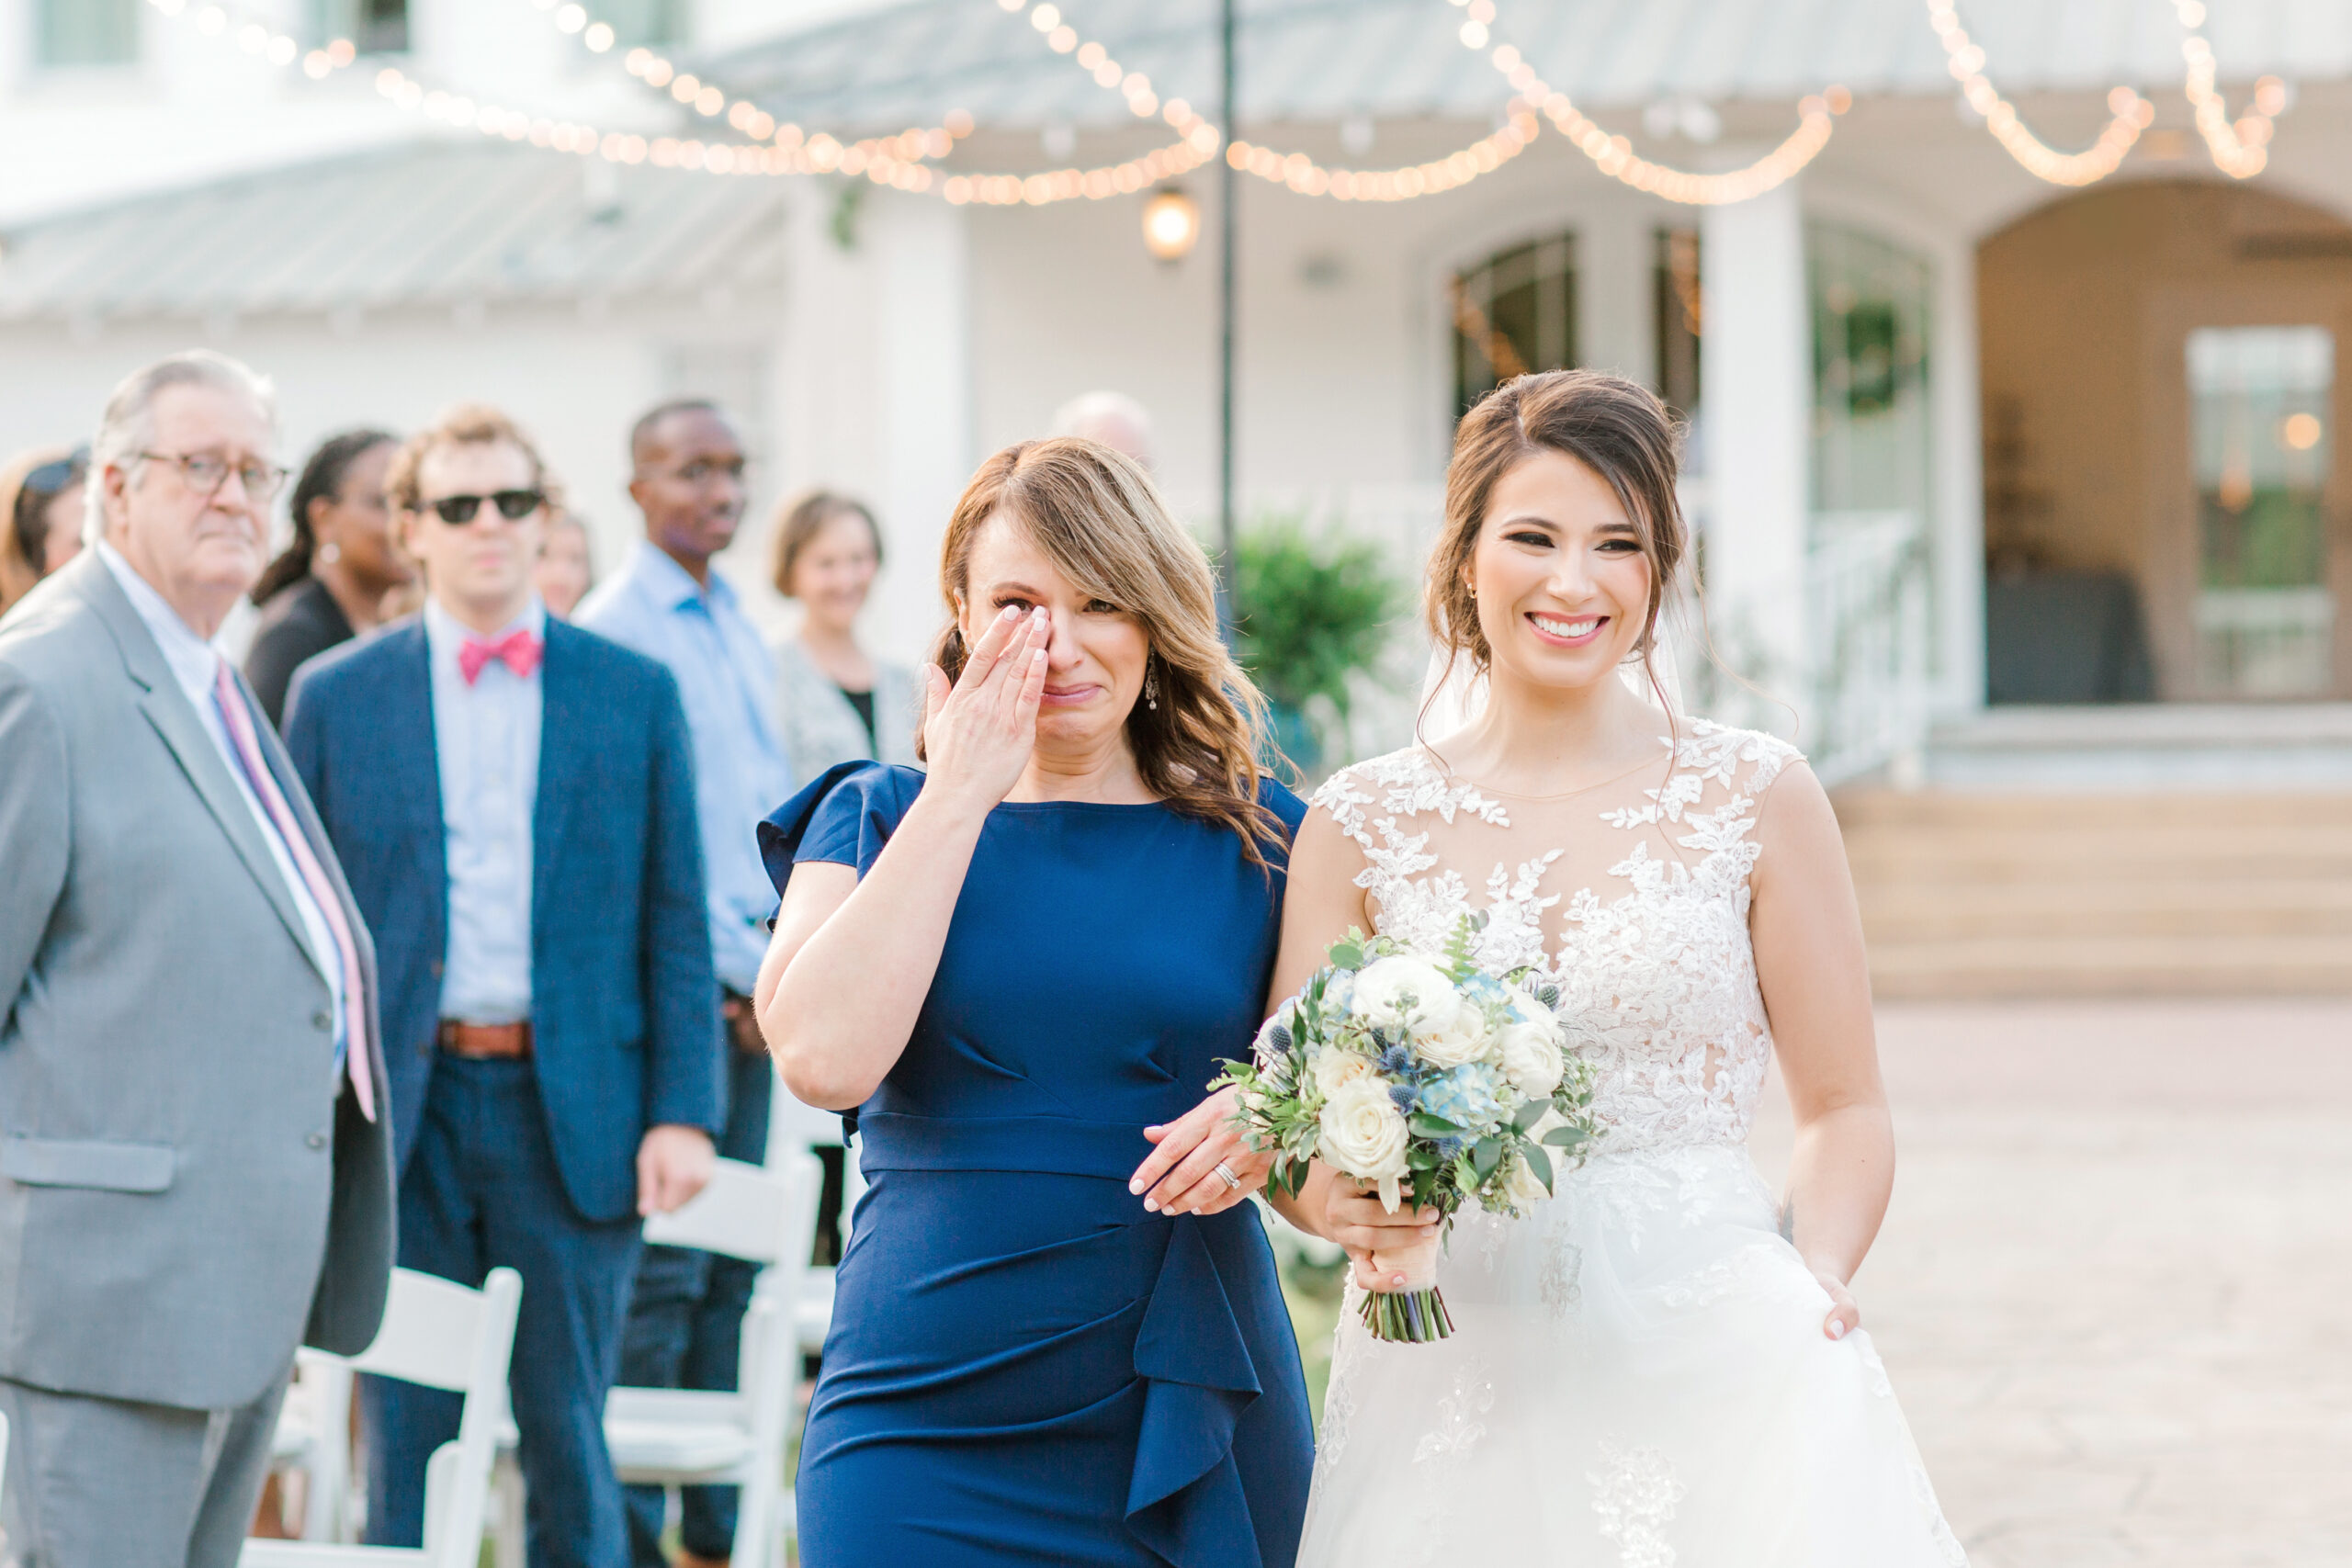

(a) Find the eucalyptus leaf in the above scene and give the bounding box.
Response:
[1409,1112,1464,1140]
[1521,1139,1555,1192]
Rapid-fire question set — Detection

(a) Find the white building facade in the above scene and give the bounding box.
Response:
[6,0,2352,778]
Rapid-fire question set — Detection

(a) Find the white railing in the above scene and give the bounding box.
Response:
[1803,511,1933,785]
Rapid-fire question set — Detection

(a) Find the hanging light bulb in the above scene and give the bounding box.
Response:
[1142,186,1200,260]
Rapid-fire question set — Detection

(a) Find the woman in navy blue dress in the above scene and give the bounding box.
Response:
[752,438,1314,1568]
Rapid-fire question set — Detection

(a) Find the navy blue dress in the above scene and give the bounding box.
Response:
[759,762,1315,1568]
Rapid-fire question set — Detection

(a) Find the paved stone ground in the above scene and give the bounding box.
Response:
[1748,999,2352,1568]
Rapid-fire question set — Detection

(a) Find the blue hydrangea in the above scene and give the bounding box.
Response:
[1458,971,1507,1008]
[1419,1065,1504,1134]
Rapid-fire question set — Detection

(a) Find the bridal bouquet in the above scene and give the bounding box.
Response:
[1216,913,1602,1343]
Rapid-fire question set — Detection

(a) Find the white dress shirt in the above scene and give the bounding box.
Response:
[424,595,544,1024]
[96,540,345,1047]
[577,544,791,996]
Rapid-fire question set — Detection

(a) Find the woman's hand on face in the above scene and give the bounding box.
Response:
[1322,1180,1441,1287]
[922,606,1050,815]
[1127,1086,1272,1218]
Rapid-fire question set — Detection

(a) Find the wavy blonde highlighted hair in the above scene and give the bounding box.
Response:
[924,437,1284,864]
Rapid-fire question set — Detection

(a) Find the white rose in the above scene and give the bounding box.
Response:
[1317,1079,1409,1182]
[1497,1020,1566,1097]
[1351,955,1462,1034]
[1413,1008,1495,1070]
[1502,1147,1553,1209]
[1311,1046,1375,1099]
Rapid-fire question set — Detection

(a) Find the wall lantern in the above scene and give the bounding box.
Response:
[1142,186,1201,262]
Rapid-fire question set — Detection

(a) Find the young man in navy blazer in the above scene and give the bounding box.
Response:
[286,405,725,1568]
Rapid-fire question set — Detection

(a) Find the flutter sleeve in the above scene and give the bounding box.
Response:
[756,760,925,900]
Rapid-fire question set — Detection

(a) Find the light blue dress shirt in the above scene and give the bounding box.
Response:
[424,595,544,1024]
[96,540,347,1053]
[578,543,792,995]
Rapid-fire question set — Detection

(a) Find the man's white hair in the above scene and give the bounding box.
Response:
[1050,389,1156,470]
[84,349,279,544]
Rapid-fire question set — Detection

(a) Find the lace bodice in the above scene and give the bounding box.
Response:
[1311,719,1801,1157]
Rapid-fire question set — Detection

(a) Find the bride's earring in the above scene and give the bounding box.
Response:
[1144,659,1159,711]
[318,540,342,566]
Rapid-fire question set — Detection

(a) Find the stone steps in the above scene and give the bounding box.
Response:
[1835,789,2352,998]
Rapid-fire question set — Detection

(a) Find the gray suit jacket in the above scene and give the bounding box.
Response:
[0,550,395,1410]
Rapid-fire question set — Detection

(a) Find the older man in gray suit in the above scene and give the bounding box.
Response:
[0,351,396,1567]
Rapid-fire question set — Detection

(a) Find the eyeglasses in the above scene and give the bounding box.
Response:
[137,449,290,503]
[424,490,547,525]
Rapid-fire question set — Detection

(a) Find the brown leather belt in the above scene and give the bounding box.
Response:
[438,1020,533,1059]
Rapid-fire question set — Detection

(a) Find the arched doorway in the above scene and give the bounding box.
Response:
[1978,179,2352,701]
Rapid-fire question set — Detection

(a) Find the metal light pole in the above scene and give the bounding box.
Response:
[1216,0,1238,625]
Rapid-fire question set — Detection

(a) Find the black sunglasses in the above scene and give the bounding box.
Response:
[425,489,546,525]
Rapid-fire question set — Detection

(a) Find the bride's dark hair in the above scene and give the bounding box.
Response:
[1425,369,1688,705]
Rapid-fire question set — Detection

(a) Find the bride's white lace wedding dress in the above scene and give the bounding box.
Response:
[1295,720,1966,1567]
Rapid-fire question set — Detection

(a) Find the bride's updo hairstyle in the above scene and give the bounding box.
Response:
[1428,368,1688,696]
[924,436,1284,863]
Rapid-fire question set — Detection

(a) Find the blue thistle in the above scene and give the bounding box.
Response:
[1378,1043,1414,1075]
[1386,1081,1419,1114]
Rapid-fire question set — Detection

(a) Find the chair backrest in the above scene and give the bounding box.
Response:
[644,1156,812,1267]
[356,1267,523,1568]
[351,1269,515,1390]
[0,1405,9,1499]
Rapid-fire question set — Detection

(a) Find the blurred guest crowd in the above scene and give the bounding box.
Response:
[0,347,987,1568]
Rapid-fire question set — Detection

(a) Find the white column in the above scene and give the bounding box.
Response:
[1700,176,1812,728]
[1931,241,1986,712]
[869,194,974,669]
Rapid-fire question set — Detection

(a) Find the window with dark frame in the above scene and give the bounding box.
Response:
[1452,233,1577,419]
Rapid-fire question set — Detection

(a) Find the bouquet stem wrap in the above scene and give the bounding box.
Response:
[1362,1237,1451,1342]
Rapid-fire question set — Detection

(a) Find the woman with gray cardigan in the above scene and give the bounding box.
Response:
[771,489,922,779]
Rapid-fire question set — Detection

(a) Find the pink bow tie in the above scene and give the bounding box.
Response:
[458,628,543,685]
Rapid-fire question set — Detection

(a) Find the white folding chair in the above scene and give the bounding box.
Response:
[486,1155,822,1568]
[792,1146,865,1359]
[1,1405,11,1500]
[243,1266,523,1568]
[607,1154,822,1568]
[264,1348,358,1540]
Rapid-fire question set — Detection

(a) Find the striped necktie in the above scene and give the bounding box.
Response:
[212,662,377,1124]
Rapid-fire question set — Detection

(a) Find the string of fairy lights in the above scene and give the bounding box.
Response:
[1928,0,2288,186]
[142,0,2300,209]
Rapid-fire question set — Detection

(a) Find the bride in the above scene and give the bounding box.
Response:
[1261,369,1966,1564]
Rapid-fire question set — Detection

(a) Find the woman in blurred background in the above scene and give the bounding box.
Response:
[0,445,88,618]
[244,428,405,728]
[770,489,921,773]
[535,508,594,619]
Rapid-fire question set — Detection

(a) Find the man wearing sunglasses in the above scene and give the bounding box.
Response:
[284,404,723,1568]
[578,400,791,1568]
[0,351,395,1567]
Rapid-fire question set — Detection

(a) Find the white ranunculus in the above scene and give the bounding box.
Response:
[1317,1079,1409,1184]
[1350,955,1462,1034]
[1497,1020,1566,1097]
[1413,1007,1496,1070]
[1311,1046,1376,1099]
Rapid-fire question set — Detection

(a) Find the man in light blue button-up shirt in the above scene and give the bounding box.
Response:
[578,400,793,1568]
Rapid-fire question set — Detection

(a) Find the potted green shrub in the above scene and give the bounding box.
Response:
[1230,518,1404,774]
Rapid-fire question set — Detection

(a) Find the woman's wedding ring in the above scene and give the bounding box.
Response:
[1213,1161,1240,1191]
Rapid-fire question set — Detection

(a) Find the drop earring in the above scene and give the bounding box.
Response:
[1144,659,1159,711]
[318,541,342,566]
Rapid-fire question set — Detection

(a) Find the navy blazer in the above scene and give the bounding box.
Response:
[285,615,724,1223]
